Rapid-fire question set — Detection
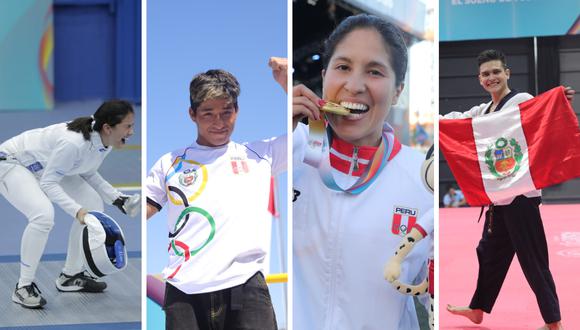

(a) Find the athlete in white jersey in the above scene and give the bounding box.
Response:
[442,50,575,330]
[147,62,287,330]
[0,100,139,308]
[292,15,433,329]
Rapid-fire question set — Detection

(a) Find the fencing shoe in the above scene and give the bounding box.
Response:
[56,271,107,292]
[12,282,47,308]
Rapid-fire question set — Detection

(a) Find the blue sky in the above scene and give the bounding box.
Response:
[146,0,288,328]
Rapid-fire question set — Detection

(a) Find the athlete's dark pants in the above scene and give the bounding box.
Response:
[469,195,561,323]
[164,272,277,330]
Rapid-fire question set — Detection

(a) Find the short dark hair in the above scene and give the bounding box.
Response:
[322,14,408,86]
[189,69,241,113]
[477,49,508,69]
[67,100,134,141]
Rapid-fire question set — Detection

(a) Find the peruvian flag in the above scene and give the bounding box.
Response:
[440,86,580,206]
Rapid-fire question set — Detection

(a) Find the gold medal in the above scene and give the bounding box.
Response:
[318,100,350,116]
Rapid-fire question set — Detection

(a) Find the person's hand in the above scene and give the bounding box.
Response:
[83,213,106,249]
[293,84,322,129]
[564,86,575,103]
[76,208,88,224]
[113,194,141,217]
[268,57,288,93]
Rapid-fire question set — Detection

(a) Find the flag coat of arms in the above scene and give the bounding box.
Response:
[440,86,580,206]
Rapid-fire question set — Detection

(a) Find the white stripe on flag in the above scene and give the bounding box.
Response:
[472,105,536,203]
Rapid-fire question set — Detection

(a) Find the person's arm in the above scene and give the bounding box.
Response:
[147,201,159,220]
[80,171,122,204]
[440,103,488,120]
[443,194,451,207]
[145,156,169,220]
[293,84,321,130]
[81,171,141,217]
[268,57,288,93]
[39,139,85,220]
[263,57,289,175]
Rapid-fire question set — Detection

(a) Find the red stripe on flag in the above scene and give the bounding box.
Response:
[268,176,279,218]
[440,118,491,206]
[392,213,402,235]
[520,86,580,189]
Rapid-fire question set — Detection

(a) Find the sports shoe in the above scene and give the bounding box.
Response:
[55,272,107,292]
[12,282,47,308]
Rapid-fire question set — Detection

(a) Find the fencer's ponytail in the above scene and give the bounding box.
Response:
[66,116,94,140]
[67,100,134,141]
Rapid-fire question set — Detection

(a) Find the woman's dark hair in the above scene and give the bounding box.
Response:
[322,14,408,86]
[67,100,134,141]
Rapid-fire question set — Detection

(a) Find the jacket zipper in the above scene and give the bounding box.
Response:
[352,146,359,173]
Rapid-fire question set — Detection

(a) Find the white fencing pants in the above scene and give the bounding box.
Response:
[60,175,104,276]
[0,164,54,287]
[0,164,103,286]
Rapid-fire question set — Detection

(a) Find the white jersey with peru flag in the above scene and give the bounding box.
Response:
[146,136,286,294]
[292,123,433,330]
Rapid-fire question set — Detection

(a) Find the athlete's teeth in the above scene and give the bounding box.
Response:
[347,113,364,119]
[340,102,368,111]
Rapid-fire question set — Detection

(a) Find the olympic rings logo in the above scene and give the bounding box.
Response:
[171,206,215,257]
[167,206,215,279]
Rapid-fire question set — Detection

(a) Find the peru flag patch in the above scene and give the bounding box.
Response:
[391,206,418,236]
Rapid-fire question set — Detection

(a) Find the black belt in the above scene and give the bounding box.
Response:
[478,204,495,234]
[478,196,542,234]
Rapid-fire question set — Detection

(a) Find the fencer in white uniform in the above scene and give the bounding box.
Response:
[0,100,139,308]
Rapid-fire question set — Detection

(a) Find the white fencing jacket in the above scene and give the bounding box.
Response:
[0,123,120,218]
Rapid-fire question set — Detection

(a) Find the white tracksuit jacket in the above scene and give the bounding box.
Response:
[293,123,432,330]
